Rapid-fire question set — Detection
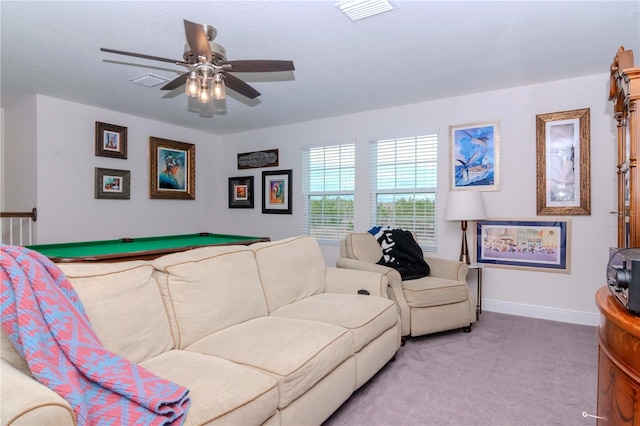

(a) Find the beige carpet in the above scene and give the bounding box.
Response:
[324,311,598,426]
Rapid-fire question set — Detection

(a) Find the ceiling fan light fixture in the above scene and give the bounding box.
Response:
[199,81,213,104]
[337,0,394,21]
[212,74,226,101]
[185,71,200,97]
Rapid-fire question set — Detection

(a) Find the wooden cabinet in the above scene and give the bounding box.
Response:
[610,47,640,248]
[596,286,640,425]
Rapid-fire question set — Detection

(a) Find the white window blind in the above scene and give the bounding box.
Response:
[370,135,438,251]
[302,143,355,242]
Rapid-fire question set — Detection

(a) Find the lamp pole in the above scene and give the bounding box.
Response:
[459,219,470,264]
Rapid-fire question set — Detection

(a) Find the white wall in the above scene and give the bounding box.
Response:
[1,106,4,210]
[214,73,617,325]
[28,95,222,243]
[1,73,616,325]
[3,96,38,213]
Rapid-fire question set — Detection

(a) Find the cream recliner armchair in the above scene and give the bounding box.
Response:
[337,232,476,339]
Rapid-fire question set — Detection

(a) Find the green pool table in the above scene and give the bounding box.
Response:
[26,232,270,263]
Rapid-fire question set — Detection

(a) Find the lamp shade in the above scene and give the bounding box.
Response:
[445,191,487,221]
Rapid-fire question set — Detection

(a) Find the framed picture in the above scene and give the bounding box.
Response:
[262,169,292,214]
[476,219,571,273]
[450,121,500,191]
[237,149,279,169]
[536,108,590,215]
[229,176,254,208]
[95,168,130,200]
[95,121,127,159]
[149,137,195,200]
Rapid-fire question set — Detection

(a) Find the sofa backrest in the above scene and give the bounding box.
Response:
[58,261,174,364]
[152,245,268,348]
[251,236,326,312]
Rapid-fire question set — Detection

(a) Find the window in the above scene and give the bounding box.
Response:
[302,143,355,242]
[370,135,438,251]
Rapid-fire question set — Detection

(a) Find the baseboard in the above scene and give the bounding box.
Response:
[481,298,599,327]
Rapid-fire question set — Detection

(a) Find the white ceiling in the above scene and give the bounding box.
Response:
[1,1,639,136]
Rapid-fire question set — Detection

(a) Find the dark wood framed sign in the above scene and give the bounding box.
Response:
[237,149,279,169]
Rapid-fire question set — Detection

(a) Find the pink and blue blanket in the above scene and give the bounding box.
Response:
[1,245,190,425]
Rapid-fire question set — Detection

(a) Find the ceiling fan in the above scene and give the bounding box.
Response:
[101,19,295,107]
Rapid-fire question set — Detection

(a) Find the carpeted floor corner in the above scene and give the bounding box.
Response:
[323,311,598,426]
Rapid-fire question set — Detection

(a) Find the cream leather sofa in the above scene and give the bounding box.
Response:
[1,236,401,425]
[336,232,476,338]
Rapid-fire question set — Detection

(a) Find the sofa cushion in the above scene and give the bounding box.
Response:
[152,245,268,348]
[402,276,469,308]
[184,316,354,409]
[345,233,383,263]
[251,236,327,312]
[139,350,278,425]
[58,261,173,363]
[270,293,398,352]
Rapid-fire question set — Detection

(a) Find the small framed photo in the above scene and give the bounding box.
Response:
[95,168,130,200]
[536,108,590,216]
[262,169,292,214]
[149,137,195,200]
[450,121,500,191]
[95,122,127,159]
[476,218,571,273]
[229,176,254,208]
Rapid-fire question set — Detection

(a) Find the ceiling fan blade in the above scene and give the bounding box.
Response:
[184,20,213,62]
[100,48,183,65]
[223,72,261,99]
[161,72,190,91]
[222,60,295,73]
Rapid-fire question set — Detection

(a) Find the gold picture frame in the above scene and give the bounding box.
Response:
[536,108,590,215]
[149,137,195,200]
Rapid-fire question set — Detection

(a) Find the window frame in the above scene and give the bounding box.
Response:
[370,134,438,251]
[302,143,356,243]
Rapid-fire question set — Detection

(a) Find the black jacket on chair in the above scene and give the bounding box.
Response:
[373,228,430,280]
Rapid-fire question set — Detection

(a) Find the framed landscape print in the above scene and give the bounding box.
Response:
[450,121,500,191]
[149,137,195,200]
[95,168,130,200]
[95,121,127,159]
[476,219,571,273]
[536,108,590,215]
[262,169,292,214]
[229,176,254,208]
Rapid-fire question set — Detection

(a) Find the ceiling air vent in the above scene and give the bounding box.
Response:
[337,0,395,21]
[129,73,171,88]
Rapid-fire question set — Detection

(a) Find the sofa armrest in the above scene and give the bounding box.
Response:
[336,257,411,336]
[336,257,396,278]
[1,359,75,425]
[424,256,469,282]
[324,266,388,297]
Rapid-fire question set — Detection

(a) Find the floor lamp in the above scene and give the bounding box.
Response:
[445,191,486,264]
